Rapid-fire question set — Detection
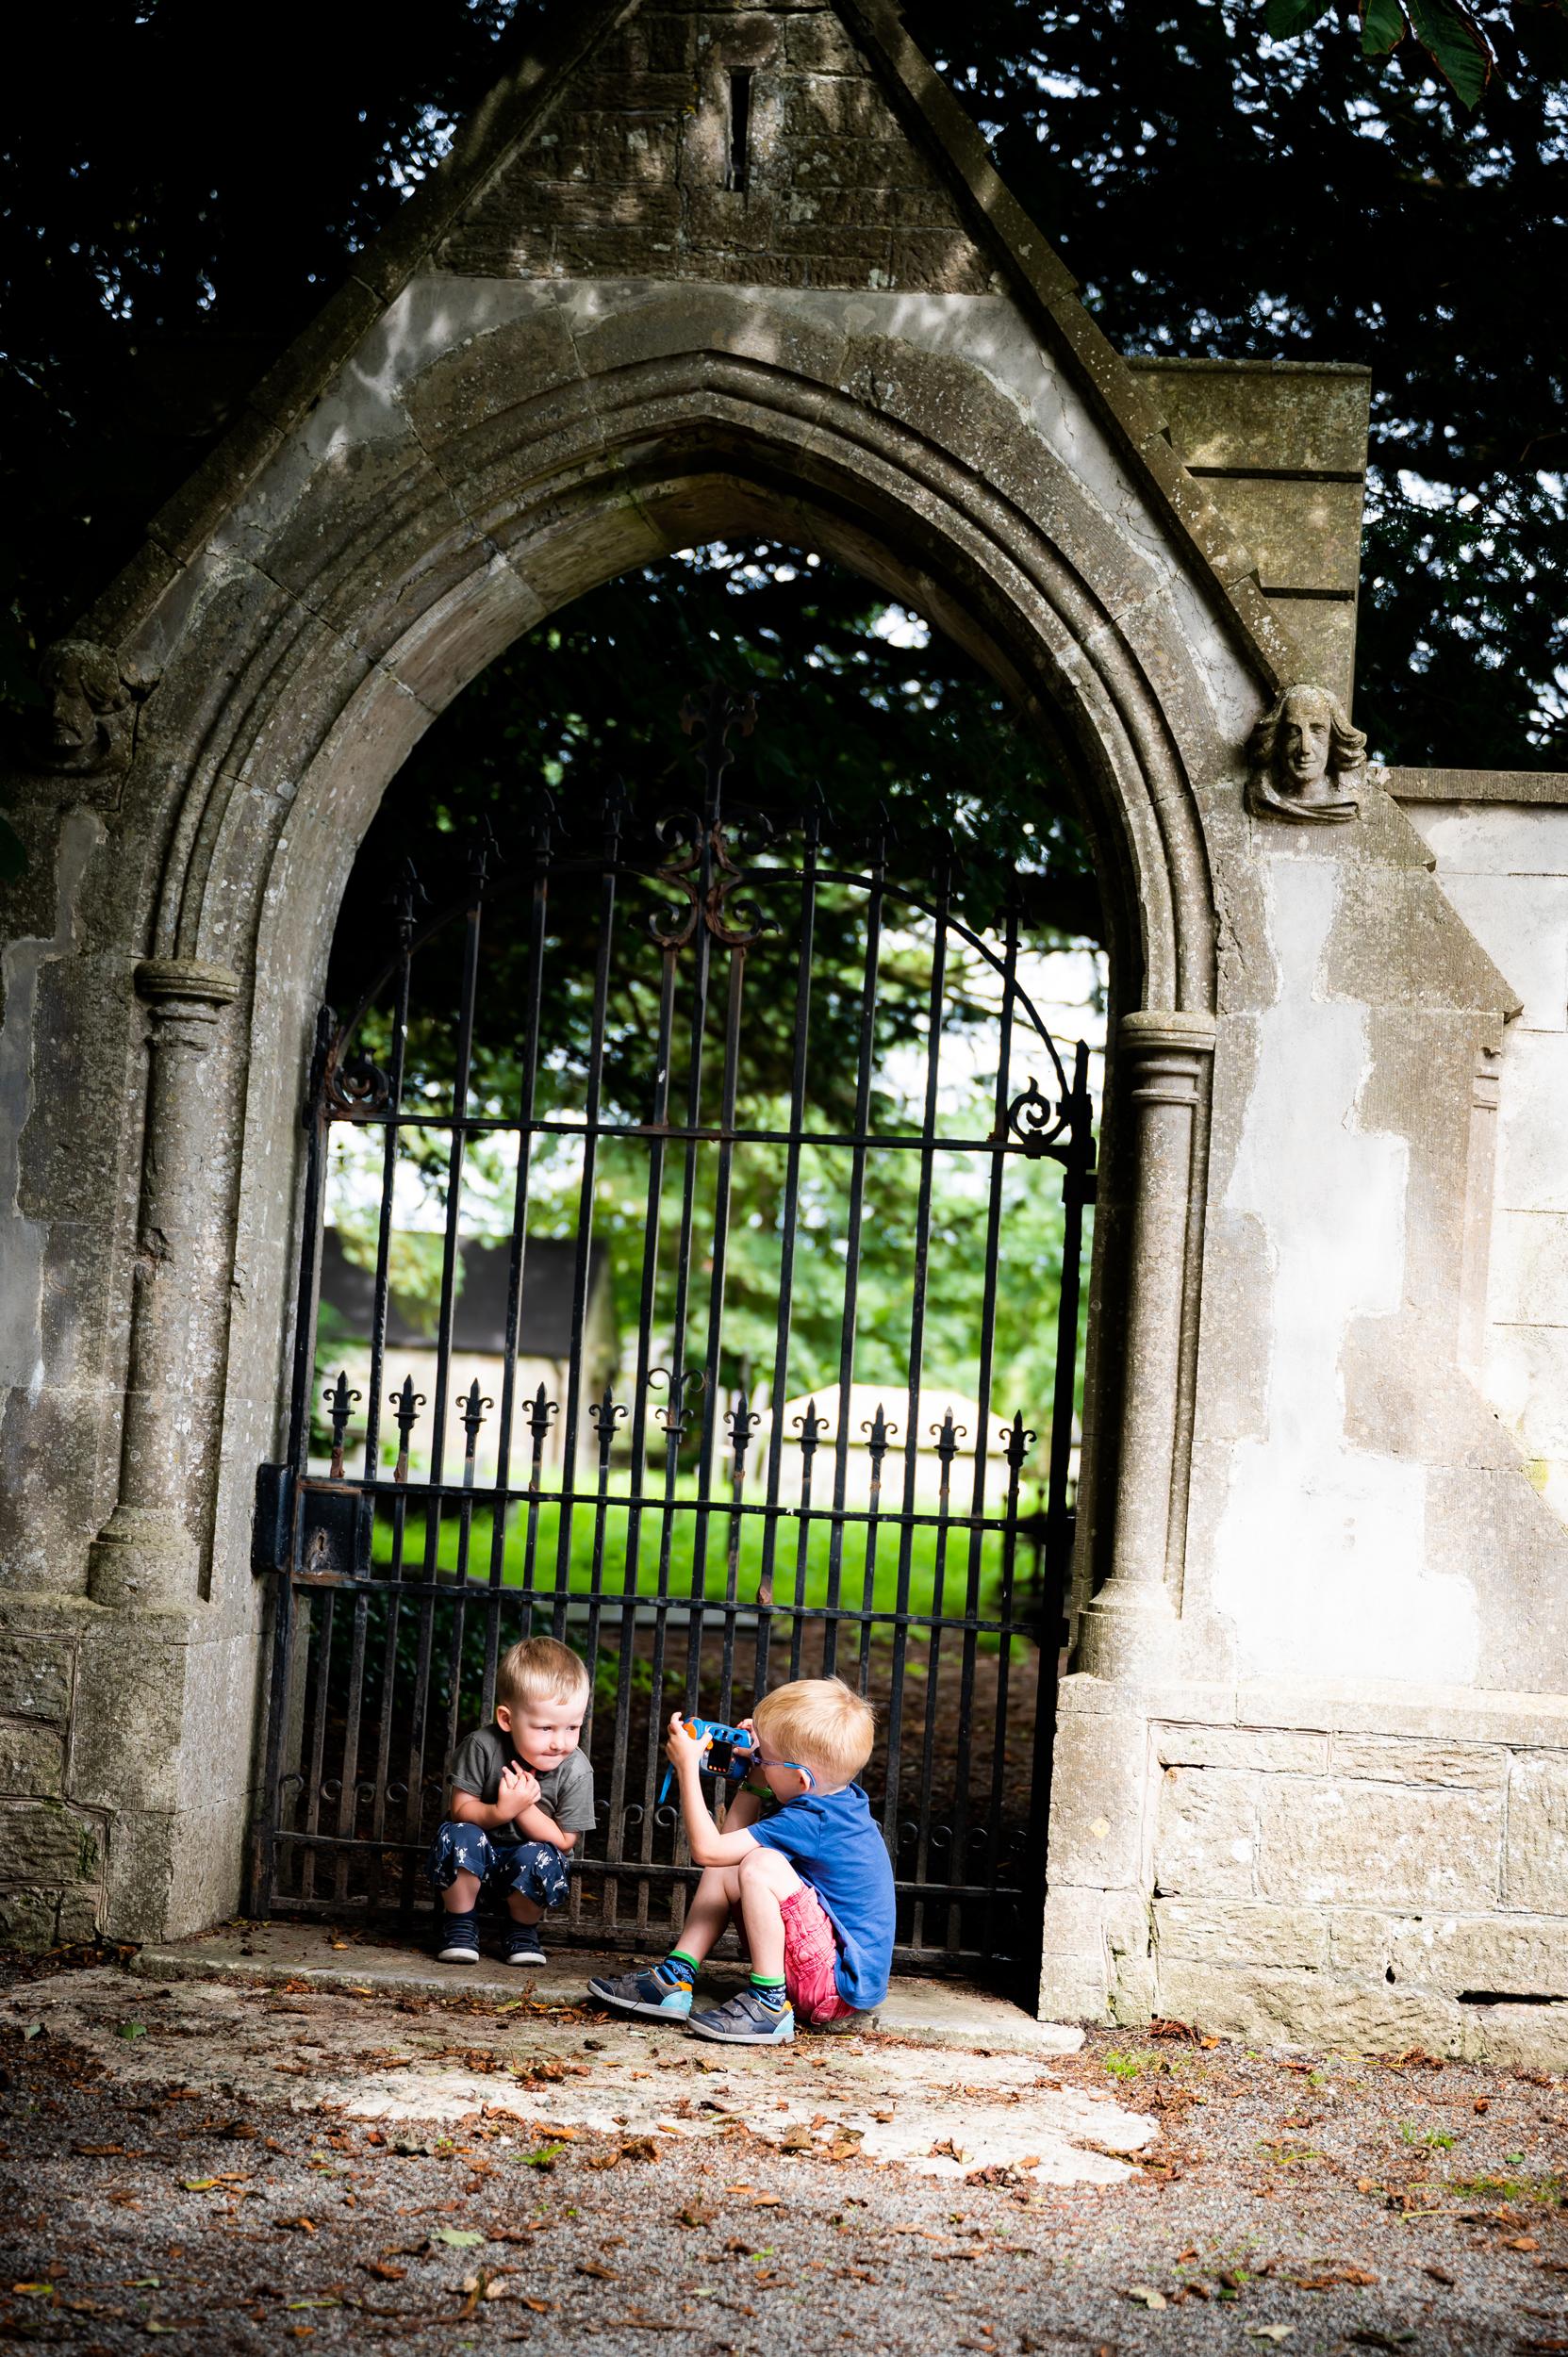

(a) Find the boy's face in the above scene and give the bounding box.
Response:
[497,1692,585,1772]
[744,1719,816,1801]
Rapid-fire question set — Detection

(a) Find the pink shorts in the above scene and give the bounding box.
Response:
[780,1886,856,2025]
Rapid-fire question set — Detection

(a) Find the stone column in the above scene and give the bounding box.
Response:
[87,957,242,1610]
[1075,1008,1216,1679]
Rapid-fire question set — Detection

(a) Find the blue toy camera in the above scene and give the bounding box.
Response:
[659,1716,757,1805]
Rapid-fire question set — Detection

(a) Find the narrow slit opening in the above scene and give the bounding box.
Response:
[725,69,752,192]
[1458,1988,1565,2008]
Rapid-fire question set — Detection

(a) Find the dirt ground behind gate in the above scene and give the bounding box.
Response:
[0,1933,1563,2355]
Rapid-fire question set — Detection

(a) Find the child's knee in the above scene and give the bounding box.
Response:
[507,1839,570,1910]
[739,1844,793,1892]
[427,1821,490,1887]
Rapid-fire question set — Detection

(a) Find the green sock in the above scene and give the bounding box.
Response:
[657,1948,699,1987]
[750,1972,788,2013]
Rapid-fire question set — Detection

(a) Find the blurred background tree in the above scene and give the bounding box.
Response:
[3,0,1563,766]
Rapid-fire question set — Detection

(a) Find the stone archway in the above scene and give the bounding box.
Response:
[6,0,1560,2054]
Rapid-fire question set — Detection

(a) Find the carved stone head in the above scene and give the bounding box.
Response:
[36,638,138,775]
[1246,684,1366,824]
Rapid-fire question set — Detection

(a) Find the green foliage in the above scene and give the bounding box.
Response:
[901,0,1568,766]
[321,549,1098,1430]
[1267,0,1501,108]
[4,1,1562,772]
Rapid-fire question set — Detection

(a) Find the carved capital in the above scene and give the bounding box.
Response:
[1118,1010,1217,1109]
[135,957,242,1031]
[1246,683,1366,824]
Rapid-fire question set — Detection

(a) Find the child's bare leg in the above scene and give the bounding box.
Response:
[736,1845,803,1982]
[442,1869,481,1915]
[506,1890,543,1924]
[676,1863,744,1964]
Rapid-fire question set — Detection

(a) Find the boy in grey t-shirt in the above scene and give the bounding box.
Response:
[426,1637,596,1966]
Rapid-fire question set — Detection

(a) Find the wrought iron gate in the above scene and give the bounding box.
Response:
[254,688,1096,1973]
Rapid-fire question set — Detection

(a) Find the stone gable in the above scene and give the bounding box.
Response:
[438,1,999,292]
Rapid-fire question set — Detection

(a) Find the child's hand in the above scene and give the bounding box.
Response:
[499,1760,540,1819]
[665,1714,707,1772]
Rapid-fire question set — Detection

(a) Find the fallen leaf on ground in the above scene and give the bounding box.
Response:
[1245,2331,1293,2345]
[360,2262,406,2282]
[430,2228,485,2250]
[1125,2286,1166,2310]
[577,2264,618,2281]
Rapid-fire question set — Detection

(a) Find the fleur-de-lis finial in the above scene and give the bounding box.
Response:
[726,1393,761,1475]
[589,1384,628,1463]
[931,1408,967,1464]
[525,1384,559,1452]
[323,1369,362,1479]
[793,1398,828,1459]
[389,1374,427,1484]
[1000,1409,1039,1472]
[651,1366,704,1444]
[861,1403,898,1465]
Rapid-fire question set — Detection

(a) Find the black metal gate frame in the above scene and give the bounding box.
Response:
[255,688,1097,1970]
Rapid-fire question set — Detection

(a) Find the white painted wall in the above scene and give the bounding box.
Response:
[1209,849,1478,1682]
[1406,799,1568,1527]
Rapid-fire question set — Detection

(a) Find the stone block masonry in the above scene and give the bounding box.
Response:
[440,4,999,293]
[1143,1718,1568,2063]
[0,1613,107,1947]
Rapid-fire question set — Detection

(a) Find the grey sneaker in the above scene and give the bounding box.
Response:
[587,1964,694,2021]
[805,2008,880,2036]
[686,1987,795,2045]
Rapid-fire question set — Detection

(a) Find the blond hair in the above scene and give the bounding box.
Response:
[753,1676,875,1789]
[496,1636,590,1716]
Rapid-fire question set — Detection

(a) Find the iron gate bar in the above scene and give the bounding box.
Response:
[256,686,1097,1975]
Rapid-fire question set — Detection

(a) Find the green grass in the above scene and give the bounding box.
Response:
[368,1478,1036,1634]
[1447,2169,1564,2204]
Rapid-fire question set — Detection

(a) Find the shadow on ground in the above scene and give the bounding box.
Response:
[0,1930,1562,2353]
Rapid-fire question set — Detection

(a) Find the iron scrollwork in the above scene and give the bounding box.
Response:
[648,684,773,949]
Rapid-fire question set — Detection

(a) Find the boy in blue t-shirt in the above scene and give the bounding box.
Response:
[588,1676,896,2044]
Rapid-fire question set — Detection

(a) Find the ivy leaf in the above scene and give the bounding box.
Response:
[116,2021,147,2041]
[1360,0,1406,57]
[1264,0,1336,32]
[1403,0,1494,107]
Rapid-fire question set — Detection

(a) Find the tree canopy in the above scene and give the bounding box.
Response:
[3,0,1564,765]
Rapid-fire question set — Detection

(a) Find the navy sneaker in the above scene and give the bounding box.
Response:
[686,1987,795,2045]
[437,1908,479,1964]
[503,1920,547,1967]
[586,1963,695,2021]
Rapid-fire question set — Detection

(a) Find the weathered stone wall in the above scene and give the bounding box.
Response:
[0,1608,107,1948]
[1129,359,1368,708]
[442,0,999,292]
[2,0,1566,2067]
[1392,772,1568,1531]
[1044,1687,1568,2069]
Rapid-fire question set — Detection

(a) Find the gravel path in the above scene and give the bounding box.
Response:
[0,1948,1562,2354]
